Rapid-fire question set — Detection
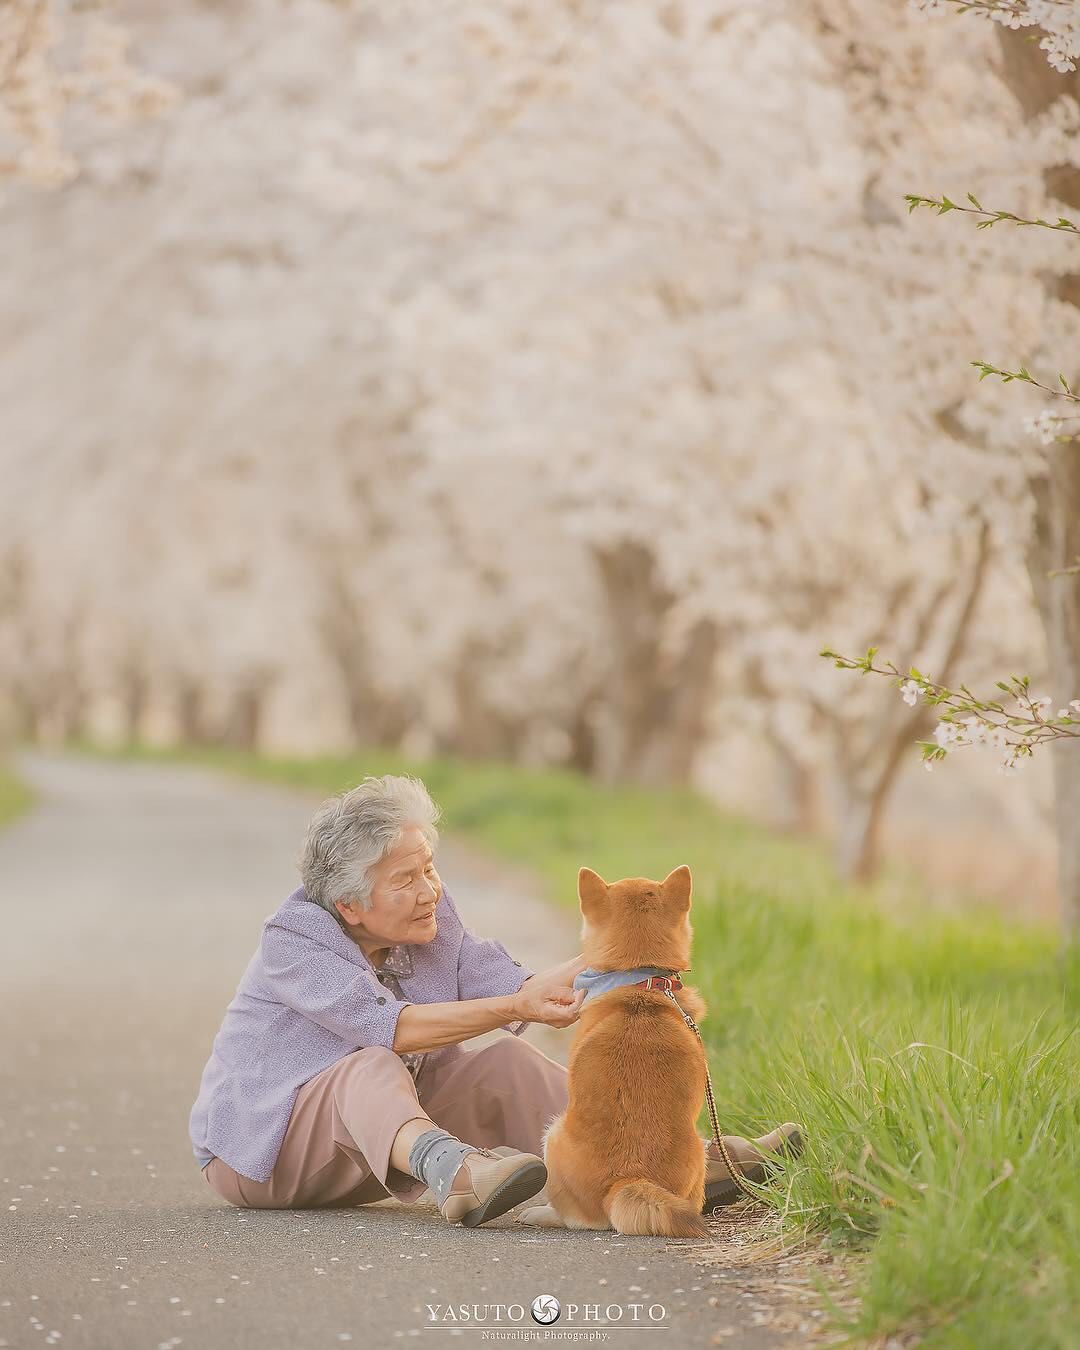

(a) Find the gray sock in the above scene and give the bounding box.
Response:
[407,1127,480,1207]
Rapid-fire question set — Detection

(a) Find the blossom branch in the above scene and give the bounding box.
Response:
[910,0,1080,73]
[969,362,1080,444]
[970,361,1080,403]
[905,192,1080,234]
[819,646,1080,774]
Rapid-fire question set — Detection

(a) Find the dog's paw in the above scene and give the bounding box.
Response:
[517,1202,566,1228]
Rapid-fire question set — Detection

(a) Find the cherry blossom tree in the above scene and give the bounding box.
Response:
[0,0,176,188]
[0,0,1065,910]
[366,0,1052,875]
[914,0,1080,73]
[990,20,1080,942]
[813,3,1080,932]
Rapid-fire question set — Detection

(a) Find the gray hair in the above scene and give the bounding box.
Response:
[298,773,442,914]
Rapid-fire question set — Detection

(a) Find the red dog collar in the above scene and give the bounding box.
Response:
[632,974,683,992]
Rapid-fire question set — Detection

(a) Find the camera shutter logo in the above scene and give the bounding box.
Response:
[531,1294,561,1324]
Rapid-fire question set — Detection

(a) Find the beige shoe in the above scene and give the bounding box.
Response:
[439,1147,548,1227]
[703,1122,804,1211]
[489,1144,551,1208]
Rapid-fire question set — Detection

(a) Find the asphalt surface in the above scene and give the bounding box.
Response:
[0,750,790,1350]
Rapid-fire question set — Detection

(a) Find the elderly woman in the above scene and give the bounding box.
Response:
[191,774,797,1228]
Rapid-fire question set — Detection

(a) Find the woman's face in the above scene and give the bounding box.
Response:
[335,824,442,954]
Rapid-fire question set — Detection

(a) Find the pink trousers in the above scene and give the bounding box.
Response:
[203,1036,569,1209]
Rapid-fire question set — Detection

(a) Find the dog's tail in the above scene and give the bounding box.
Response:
[605,1179,709,1238]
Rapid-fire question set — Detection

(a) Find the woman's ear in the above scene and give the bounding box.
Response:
[334,897,363,928]
[578,866,609,916]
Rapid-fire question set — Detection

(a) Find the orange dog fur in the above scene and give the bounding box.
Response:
[518,864,710,1238]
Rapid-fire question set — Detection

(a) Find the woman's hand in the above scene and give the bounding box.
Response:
[511,954,589,1028]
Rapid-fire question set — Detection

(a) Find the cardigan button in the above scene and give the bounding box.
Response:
[376,996,386,1005]
[512,960,522,966]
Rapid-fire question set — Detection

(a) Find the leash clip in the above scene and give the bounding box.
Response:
[660,985,699,1033]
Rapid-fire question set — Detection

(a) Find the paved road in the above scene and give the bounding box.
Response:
[0,751,788,1350]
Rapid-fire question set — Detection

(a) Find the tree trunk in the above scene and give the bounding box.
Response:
[565,694,600,775]
[315,561,412,749]
[590,542,718,785]
[833,782,890,884]
[120,662,149,743]
[590,541,675,782]
[52,612,89,743]
[450,637,526,761]
[9,681,45,742]
[1024,469,1080,942]
[176,677,210,745]
[832,521,991,884]
[765,734,824,834]
[655,617,721,783]
[831,725,919,884]
[221,676,275,751]
[996,31,1080,942]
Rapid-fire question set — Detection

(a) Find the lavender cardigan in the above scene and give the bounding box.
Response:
[188,882,534,1182]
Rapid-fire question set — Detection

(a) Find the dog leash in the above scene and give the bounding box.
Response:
[635,973,763,1204]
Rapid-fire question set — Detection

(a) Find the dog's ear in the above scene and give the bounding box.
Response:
[661,864,692,911]
[578,866,609,916]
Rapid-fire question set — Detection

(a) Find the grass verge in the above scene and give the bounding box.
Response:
[77,741,1078,1347]
[0,756,33,830]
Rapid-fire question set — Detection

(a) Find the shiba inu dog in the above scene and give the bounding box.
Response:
[518,864,711,1238]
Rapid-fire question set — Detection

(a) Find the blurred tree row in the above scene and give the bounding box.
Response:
[0,1,1075,922]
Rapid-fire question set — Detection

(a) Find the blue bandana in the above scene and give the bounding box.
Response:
[573,965,681,1007]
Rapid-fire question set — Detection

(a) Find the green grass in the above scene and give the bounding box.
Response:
[0,757,33,829]
[78,740,1078,1347]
